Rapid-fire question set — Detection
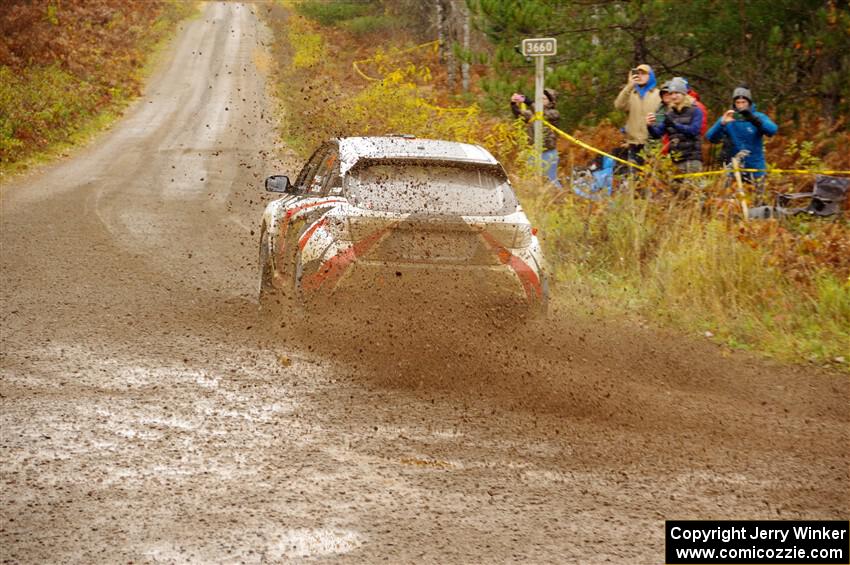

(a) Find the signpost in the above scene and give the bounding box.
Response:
[521,38,557,167]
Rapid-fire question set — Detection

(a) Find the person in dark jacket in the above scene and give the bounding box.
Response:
[646,77,703,173]
[660,77,709,156]
[705,86,778,182]
[511,87,562,187]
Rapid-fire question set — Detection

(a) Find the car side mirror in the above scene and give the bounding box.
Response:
[265,175,292,193]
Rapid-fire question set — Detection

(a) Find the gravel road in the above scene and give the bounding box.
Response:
[1,3,847,563]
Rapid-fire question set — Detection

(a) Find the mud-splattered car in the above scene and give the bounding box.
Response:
[258,136,547,317]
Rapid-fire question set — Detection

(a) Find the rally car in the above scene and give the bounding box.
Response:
[258,136,547,316]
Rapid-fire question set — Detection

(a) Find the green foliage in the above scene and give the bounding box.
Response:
[469,0,850,130]
[0,65,99,163]
[46,1,59,26]
[350,64,482,141]
[295,1,374,26]
[341,15,401,36]
[784,139,824,170]
[290,26,327,69]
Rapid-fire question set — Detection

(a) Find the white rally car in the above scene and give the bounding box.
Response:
[258,136,547,316]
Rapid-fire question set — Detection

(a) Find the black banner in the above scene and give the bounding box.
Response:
[666,520,849,564]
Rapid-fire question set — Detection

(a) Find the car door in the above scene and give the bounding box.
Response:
[275,143,346,276]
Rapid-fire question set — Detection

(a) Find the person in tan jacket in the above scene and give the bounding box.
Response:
[614,63,661,165]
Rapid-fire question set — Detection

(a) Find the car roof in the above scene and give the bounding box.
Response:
[337,136,499,175]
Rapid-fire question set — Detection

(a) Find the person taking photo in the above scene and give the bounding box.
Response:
[510,88,563,187]
[614,63,661,165]
[705,85,778,184]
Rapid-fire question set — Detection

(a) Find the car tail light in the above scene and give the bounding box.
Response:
[512,225,532,248]
[478,223,532,249]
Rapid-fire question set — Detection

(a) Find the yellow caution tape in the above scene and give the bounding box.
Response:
[537,118,850,179]
[351,40,476,114]
[673,167,850,179]
[352,60,380,81]
[353,40,440,83]
[418,99,478,114]
[540,118,647,172]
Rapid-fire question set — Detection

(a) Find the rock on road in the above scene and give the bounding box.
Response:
[1,3,847,563]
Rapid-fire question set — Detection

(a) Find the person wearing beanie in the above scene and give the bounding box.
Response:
[614,63,661,165]
[705,85,778,182]
[646,77,704,173]
[677,77,709,135]
[510,87,563,187]
[658,77,709,156]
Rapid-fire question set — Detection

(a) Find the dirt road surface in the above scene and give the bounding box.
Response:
[1,3,847,563]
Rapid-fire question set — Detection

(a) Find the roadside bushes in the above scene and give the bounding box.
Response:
[0,0,195,168]
[293,1,372,26]
[293,0,404,35]
[520,184,850,363]
[0,65,100,162]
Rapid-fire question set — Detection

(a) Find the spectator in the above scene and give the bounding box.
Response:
[511,88,563,187]
[614,64,661,165]
[646,77,703,174]
[660,77,708,156]
[705,85,778,183]
[657,80,673,155]
[679,77,709,135]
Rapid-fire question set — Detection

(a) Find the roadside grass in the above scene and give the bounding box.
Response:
[341,15,403,36]
[0,1,198,181]
[293,0,404,35]
[293,1,372,26]
[264,1,850,370]
[518,182,850,367]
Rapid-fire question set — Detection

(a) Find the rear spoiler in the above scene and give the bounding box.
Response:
[344,157,508,180]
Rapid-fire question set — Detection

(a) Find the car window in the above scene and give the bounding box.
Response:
[309,149,337,196]
[345,161,517,216]
[294,145,328,194]
[322,151,343,196]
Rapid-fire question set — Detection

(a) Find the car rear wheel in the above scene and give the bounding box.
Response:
[258,227,285,315]
[524,275,549,323]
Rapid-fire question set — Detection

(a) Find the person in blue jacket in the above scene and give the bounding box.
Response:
[705,86,778,183]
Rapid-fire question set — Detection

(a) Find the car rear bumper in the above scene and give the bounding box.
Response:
[306,259,544,309]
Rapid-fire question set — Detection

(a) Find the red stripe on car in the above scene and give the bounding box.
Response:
[276,198,345,265]
[480,230,542,301]
[301,226,392,292]
[298,217,328,251]
[281,198,345,234]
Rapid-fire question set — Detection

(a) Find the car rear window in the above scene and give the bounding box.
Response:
[345,161,518,216]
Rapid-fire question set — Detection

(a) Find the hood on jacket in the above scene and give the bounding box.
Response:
[543,88,557,105]
[634,64,657,99]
